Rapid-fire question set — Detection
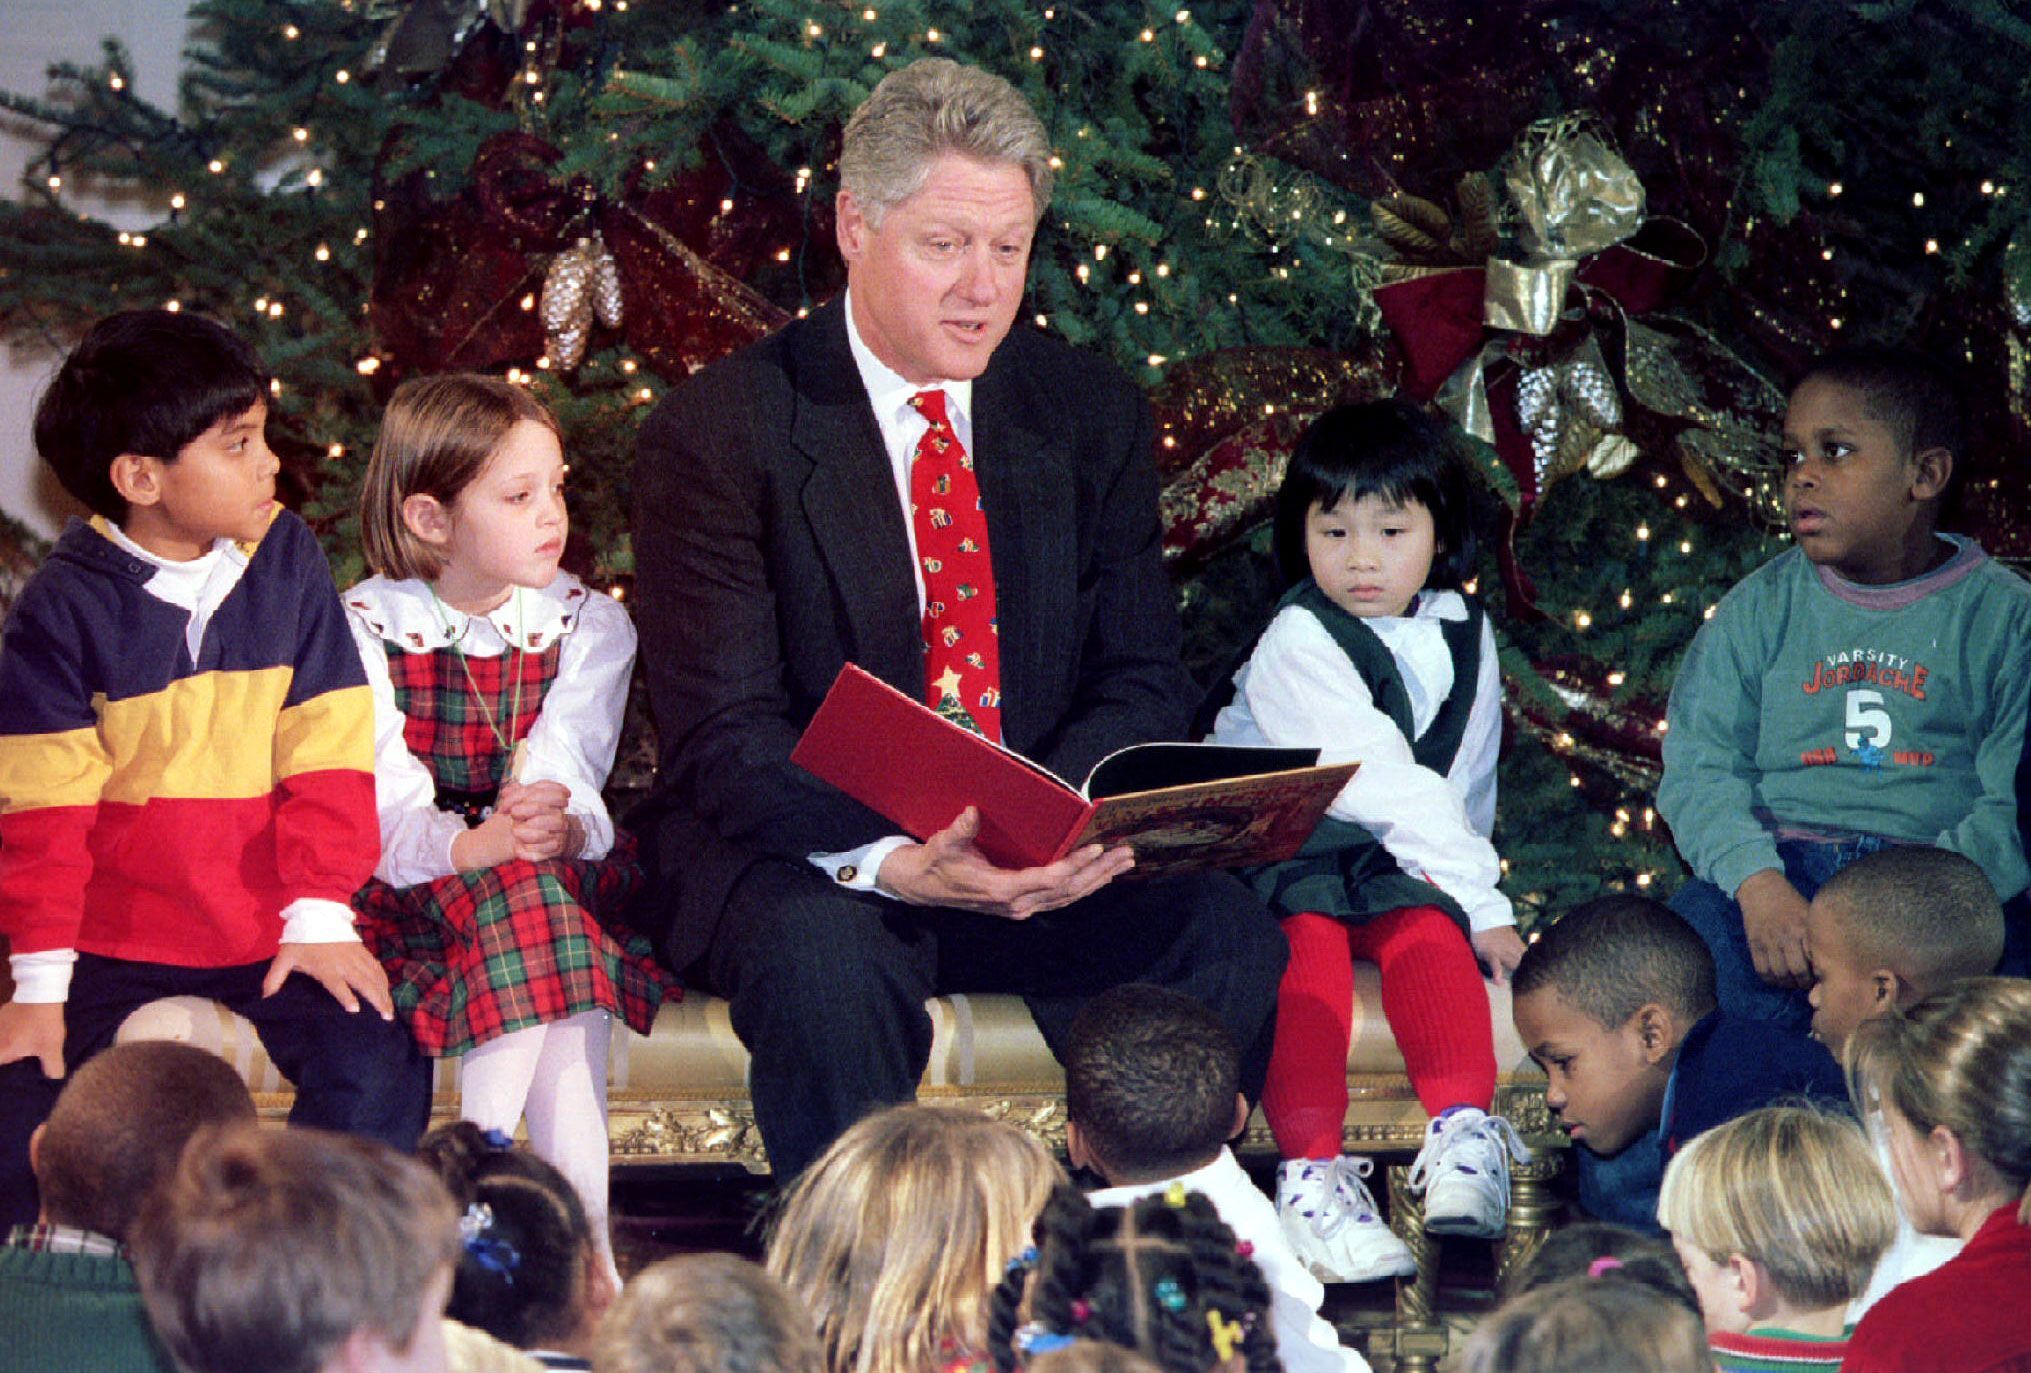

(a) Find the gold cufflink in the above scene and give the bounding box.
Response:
[837,865,858,883]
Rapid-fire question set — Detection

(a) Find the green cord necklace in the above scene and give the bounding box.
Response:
[430,584,529,782]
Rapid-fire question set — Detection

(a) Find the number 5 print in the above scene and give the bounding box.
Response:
[1845,689,1892,750]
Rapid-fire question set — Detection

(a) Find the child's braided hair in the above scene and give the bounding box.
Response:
[988,1184,1279,1373]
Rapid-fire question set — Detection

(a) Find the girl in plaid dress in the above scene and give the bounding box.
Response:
[345,374,674,1279]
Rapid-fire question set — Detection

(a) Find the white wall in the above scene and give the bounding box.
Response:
[1,1,192,539]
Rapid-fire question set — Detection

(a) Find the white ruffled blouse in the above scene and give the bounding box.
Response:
[342,573,637,888]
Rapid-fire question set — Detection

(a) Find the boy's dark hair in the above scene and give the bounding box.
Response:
[36,1041,256,1242]
[1064,984,1240,1181]
[1512,896,1717,1028]
[1793,345,1964,469]
[1271,396,1478,589]
[987,1185,1278,1373]
[1505,1221,1699,1315]
[1814,845,2006,986]
[33,309,269,520]
[594,1253,824,1373]
[131,1123,459,1373]
[418,1120,593,1351]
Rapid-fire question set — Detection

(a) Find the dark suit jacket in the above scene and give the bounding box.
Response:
[630,297,1196,975]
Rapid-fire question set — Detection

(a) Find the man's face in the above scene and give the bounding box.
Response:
[836,152,1036,385]
[1514,986,1668,1157]
[1805,894,1890,1055]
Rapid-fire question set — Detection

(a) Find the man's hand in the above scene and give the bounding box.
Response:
[263,940,396,1020]
[1737,868,1812,988]
[0,1001,66,1080]
[1472,926,1527,986]
[876,806,1135,920]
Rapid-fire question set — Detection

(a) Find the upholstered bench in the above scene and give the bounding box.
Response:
[114,967,1560,1370]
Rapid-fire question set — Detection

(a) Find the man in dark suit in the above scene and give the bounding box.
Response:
[631,58,1286,1177]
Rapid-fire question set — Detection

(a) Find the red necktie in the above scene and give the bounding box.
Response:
[908,389,1002,743]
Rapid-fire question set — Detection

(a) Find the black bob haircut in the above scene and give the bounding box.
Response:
[34,309,269,520]
[1271,396,1479,591]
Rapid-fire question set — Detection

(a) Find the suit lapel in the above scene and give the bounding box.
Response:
[972,356,1075,750]
[790,305,923,687]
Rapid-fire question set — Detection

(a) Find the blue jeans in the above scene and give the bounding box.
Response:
[1669,835,1894,1033]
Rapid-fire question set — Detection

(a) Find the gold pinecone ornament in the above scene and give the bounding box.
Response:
[539,232,623,370]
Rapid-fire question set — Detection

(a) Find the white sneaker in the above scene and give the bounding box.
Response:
[1275,1155,1418,1284]
[1406,1106,1531,1238]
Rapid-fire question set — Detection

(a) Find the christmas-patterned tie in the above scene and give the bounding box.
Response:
[908,388,1002,743]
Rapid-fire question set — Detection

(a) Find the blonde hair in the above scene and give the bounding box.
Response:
[1459,1275,1710,1373]
[1847,976,2031,1224]
[763,1105,1061,1373]
[840,59,1053,225]
[1657,1104,1895,1309]
[361,373,561,580]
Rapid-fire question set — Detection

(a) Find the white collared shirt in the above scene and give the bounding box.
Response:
[807,295,983,892]
[841,286,976,613]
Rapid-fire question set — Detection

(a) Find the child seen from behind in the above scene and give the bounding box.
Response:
[130,1123,461,1373]
[989,1185,1280,1373]
[593,1253,821,1373]
[1209,398,1526,1281]
[1803,844,2005,1312]
[763,1104,1061,1373]
[1457,1273,1710,1373]
[1657,1105,1895,1369]
[1063,983,1370,1373]
[349,374,675,1278]
[418,1120,617,1368]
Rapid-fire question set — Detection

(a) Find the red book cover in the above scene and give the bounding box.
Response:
[789,664,1357,874]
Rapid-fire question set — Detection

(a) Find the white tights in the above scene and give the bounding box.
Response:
[459,1010,617,1275]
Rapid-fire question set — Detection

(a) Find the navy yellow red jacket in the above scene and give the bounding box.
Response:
[0,512,378,973]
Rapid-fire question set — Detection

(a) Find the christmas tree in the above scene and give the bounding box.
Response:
[4,0,2026,923]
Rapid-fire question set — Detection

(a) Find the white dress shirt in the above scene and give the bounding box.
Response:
[805,290,979,893]
[1212,591,1513,932]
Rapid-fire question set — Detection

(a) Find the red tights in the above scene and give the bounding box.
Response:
[1261,905,1497,1160]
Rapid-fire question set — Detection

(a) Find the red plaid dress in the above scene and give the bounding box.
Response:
[350,644,672,1056]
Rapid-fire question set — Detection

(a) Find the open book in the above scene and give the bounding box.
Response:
[789,664,1358,876]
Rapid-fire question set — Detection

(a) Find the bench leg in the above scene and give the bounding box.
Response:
[1387,1164,1445,1373]
[1495,1152,1563,1289]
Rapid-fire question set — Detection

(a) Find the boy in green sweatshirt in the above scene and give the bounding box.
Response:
[0,1041,255,1373]
[1658,345,2031,1032]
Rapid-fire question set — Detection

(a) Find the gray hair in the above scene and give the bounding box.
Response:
[840,58,1054,225]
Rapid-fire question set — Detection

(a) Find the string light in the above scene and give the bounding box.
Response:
[328,443,345,458]
[1635,523,1651,541]
[1828,180,1844,197]
[108,73,125,91]
[1147,353,1167,366]
[163,299,181,312]
[336,69,350,84]
[1912,191,1925,207]
[170,192,186,210]
[209,159,225,174]
[871,42,886,57]
[46,174,61,191]
[315,244,330,261]
[282,23,300,39]
[519,293,536,311]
